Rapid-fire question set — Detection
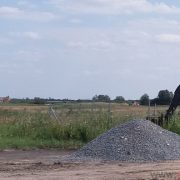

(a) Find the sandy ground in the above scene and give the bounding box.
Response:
[0,150,179,180]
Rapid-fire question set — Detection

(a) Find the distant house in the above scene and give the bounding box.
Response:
[132,101,140,106]
[0,96,11,103]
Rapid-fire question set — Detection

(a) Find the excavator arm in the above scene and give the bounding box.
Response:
[165,85,180,121]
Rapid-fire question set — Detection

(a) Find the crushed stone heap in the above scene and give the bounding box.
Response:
[68,120,180,162]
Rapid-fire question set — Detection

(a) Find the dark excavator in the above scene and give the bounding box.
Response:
[147,85,180,126]
[164,85,180,122]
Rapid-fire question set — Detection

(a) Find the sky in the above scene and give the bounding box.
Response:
[1,0,180,100]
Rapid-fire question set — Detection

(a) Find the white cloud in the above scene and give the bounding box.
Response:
[83,70,100,76]
[16,50,43,62]
[156,34,180,43]
[0,6,57,21]
[17,0,37,8]
[10,31,41,40]
[50,0,180,15]
[67,40,114,51]
[23,32,40,40]
[69,18,83,24]
[0,6,21,16]
[0,37,14,44]
[60,26,152,52]
[67,41,85,48]
[0,62,20,74]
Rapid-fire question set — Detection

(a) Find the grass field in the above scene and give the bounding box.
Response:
[0,103,179,150]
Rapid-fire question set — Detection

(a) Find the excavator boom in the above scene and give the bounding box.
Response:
[165,85,180,121]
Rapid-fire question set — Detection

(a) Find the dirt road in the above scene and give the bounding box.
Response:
[0,149,179,180]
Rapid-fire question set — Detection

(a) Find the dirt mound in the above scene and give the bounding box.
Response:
[68,120,180,162]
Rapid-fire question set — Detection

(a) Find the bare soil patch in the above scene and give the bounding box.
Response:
[0,150,179,180]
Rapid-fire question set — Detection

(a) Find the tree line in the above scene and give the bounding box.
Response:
[9,89,174,105]
[92,89,174,106]
[140,90,173,105]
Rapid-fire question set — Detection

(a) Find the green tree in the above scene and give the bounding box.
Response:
[140,94,149,105]
[92,95,98,101]
[92,95,110,102]
[33,97,46,105]
[157,90,173,105]
[114,96,125,103]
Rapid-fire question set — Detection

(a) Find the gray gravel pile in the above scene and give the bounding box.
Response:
[68,120,180,162]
